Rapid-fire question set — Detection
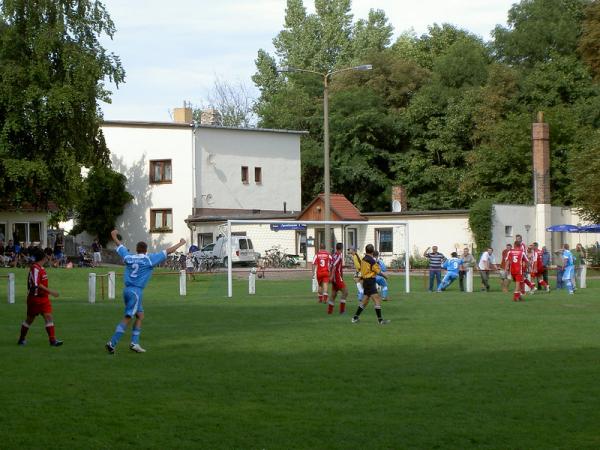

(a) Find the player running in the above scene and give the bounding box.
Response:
[373,250,389,300]
[351,244,390,325]
[561,244,575,295]
[17,248,63,347]
[530,242,550,292]
[437,251,463,292]
[312,243,332,304]
[328,243,348,314]
[505,241,528,302]
[106,230,186,354]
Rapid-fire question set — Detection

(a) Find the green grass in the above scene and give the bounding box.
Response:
[1,267,599,449]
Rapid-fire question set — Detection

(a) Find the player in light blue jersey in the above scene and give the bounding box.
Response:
[561,243,575,295]
[106,230,186,354]
[437,252,464,292]
[373,250,389,300]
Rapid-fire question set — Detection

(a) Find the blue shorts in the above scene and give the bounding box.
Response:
[123,286,144,317]
[562,266,574,282]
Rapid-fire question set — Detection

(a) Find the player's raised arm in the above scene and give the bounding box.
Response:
[166,238,186,255]
[111,229,122,247]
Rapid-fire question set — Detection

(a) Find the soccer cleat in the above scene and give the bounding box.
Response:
[129,343,146,353]
[378,319,391,325]
[546,286,551,292]
[17,339,26,346]
[351,316,360,324]
[105,342,115,354]
[49,340,63,347]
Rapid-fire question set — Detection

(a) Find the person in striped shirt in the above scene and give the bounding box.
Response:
[424,246,446,292]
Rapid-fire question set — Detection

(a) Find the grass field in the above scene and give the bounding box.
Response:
[1,267,599,449]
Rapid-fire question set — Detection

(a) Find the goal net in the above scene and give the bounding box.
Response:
[224,219,410,298]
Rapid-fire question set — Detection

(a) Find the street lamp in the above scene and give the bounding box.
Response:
[277,64,372,249]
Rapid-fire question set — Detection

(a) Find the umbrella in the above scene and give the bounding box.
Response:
[578,224,600,233]
[546,224,581,232]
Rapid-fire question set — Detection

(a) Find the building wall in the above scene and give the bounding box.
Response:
[0,212,48,247]
[491,204,537,253]
[195,127,302,213]
[102,124,194,250]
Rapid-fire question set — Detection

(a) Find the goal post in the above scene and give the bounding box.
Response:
[226,219,410,298]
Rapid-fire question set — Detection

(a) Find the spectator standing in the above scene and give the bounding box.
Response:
[423,246,445,292]
[92,239,102,267]
[52,238,64,268]
[478,248,497,292]
[458,247,475,292]
[573,243,586,288]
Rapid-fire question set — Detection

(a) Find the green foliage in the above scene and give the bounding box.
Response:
[0,0,124,213]
[469,199,495,252]
[578,1,600,78]
[71,166,133,245]
[253,0,600,214]
[569,129,600,222]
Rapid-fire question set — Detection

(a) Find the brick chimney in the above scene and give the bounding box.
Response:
[391,185,407,212]
[200,108,223,126]
[532,111,551,248]
[532,111,550,204]
[173,101,192,123]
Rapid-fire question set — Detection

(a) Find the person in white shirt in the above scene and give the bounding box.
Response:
[478,248,497,292]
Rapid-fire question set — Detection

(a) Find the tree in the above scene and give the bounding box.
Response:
[578,0,600,79]
[568,129,600,222]
[492,0,588,66]
[71,166,133,246]
[193,77,257,127]
[0,0,125,215]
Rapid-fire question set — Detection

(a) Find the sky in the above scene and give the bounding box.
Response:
[99,0,516,122]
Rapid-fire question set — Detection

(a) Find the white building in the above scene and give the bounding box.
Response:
[101,110,305,250]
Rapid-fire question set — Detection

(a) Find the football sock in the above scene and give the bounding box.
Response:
[45,322,56,343]
[339,300,346,314]
[19,321,30,341]
[131,327,142,345]
[539,280,548,287]
[323,293,328,303]
[353,303,365,318]
[513,292,520,301]
[375,305,383,321]
[565,279,574,292]
[524,279,534,289]
[327,301,334,314]
[111,322,127,347]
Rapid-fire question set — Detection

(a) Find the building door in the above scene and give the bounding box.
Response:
[13,223,27,245]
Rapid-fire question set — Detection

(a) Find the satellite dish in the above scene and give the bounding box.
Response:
[392,200,402,213]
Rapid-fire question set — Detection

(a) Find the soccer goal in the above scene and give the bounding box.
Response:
[225,219,410,298]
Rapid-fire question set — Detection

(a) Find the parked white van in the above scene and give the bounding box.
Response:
[212,236,257,266]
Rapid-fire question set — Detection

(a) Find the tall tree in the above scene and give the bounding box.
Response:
[0,0,125,214]
[193,77,257,127]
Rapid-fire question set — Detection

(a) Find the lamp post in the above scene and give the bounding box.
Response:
[277,64,372,249]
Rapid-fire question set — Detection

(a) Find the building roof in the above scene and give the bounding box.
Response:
[297,194,367,221]
[102,120,308,135]
[363,209,469,217]
[186,208,299,223]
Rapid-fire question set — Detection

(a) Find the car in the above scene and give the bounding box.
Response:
[211,236,257,266]
[197,243,216,258]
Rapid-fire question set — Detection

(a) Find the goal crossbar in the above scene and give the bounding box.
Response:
[226,219,410,298]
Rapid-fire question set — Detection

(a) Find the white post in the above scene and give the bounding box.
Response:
[466,267,473,293]
[108,271,116,299]
[580,265,587,289]
[227,220,232,298]
[8,273,15,304]
[88,273,96,304]
[179,270,187,296]
[312,275,318,293]
[249,270,256,295]
[404,226,411,293]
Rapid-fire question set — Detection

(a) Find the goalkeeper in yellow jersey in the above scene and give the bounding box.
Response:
[351,244,390,325]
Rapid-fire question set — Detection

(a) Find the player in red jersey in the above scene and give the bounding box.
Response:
[505,241,529,301]
[328,243,348,314]
[17,248,63,346]
[530,242,550,292]
[312,243,332,304]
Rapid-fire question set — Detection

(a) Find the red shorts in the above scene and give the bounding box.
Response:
[529,272,540,278]
[317,273,329,285]
[511,272,524,283]
[27,297,52,316]
[332,279,346,291]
